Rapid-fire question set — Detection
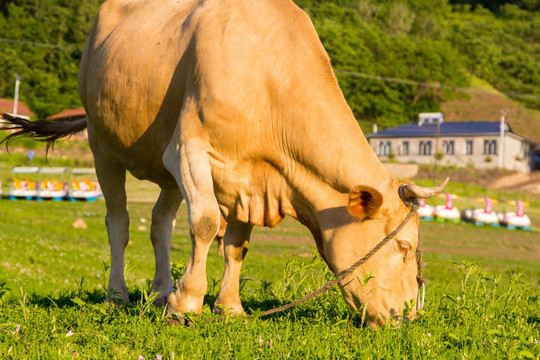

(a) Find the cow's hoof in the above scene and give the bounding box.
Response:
[105,287,130,305]
[166,316,186,326]
[153,295,168,308]
[105,294,129,306]
[213,302,244,315]
[166,313,195,326]
[105,299,128,308]
[167,291,203,314]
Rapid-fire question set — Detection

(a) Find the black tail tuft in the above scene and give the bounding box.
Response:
[0,112,88,153]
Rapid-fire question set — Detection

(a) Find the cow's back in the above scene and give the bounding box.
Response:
[79,0,348,191]
[79,0,199,184]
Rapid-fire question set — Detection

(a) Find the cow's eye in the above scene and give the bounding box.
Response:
[396,241,411,257]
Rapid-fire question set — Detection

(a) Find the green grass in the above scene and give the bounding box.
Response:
[0,193,539,358]
[0,150,539,358]
[469,75,501,94]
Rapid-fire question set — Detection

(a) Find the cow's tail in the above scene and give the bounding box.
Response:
[0,112,88,152]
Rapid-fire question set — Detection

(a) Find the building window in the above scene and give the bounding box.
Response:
[419,141,432,156]
[378,141,391,156]
[442,140,455,155]
[465,140,473,155]
[483,140,497,155]
[400,141,409,156]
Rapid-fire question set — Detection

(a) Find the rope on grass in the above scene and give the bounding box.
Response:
[254,204,421,318]
[168,205,421,325]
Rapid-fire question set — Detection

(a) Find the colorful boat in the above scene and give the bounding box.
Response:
[433,193,461,223]
[68,168,102,201]
[462,197,500,227]
[7,167,40,200]
[498,200,531,230]
[36,167,69,201]
[417,198,434,220]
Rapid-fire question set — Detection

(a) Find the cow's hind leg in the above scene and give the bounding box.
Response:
[214,223,253,314]
[91,142,130,304]
[150,188,183,306]
[215,216,227,256]
[163,125,221,315]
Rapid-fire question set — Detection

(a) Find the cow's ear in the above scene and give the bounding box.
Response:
[348,185,383,219]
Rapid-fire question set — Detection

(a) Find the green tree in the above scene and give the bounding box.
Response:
[0,0,537,127]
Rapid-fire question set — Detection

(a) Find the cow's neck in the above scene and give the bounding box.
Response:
[279,98,395,264]
[210,94,393,233]
[283,94,392,200]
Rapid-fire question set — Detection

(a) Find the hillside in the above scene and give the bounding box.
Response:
[0,0,538,131]
[442,77,540,143]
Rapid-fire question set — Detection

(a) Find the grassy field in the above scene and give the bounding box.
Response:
[0,155,539,359]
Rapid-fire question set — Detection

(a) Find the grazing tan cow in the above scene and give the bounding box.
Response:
[2,0,448,327]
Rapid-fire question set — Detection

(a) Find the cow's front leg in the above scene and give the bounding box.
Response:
[163,132,221,315]
[214,223,253,314]
[91,140,130,304]
[150,188,183,307]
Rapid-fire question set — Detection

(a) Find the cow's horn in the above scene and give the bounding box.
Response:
[401,177,449,199]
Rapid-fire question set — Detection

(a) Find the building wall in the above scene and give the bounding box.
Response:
[369,134,533,173]
[503,136,534,172]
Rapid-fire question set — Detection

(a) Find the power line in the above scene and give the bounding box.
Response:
[1,37,539,101]
[25,99,81,108]
[334,69,540,100]
[0,38,83,51]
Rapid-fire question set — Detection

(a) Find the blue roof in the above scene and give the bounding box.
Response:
[368,121,510,138]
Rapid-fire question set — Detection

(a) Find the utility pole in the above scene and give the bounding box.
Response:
[499,110,505,169]
[13,73,21,116]
[434,119,440,186]
[418,112,444,186]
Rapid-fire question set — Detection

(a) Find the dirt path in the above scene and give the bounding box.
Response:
[491,172,540,194]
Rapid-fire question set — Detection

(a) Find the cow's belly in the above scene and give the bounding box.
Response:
[127,159,177,189]
[88,117,178,189]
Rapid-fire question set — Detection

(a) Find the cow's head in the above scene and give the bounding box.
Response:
[321,178,448,328]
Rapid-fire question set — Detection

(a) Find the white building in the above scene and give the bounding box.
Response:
[367,121,537,173]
